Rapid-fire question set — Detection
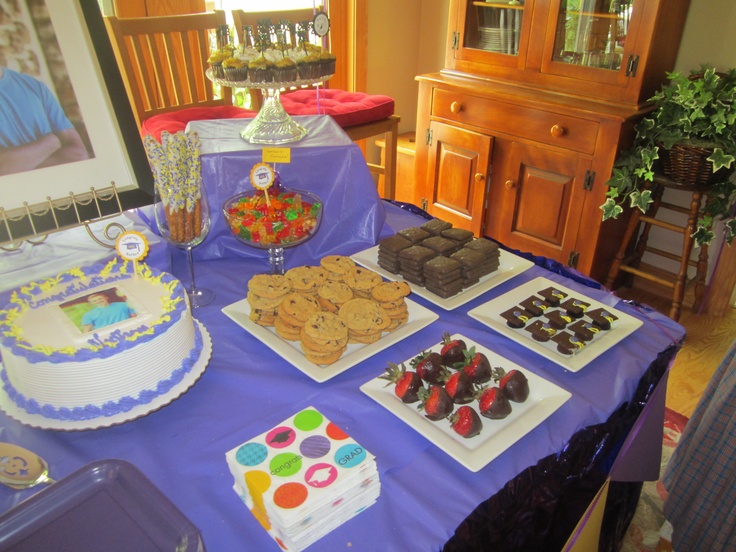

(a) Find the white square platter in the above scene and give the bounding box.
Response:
[360,334,571,472]
[351,246,534,310]
[222,298,438,383]
[467,276,643,372]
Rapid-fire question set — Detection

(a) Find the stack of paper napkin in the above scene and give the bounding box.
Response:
[225,407,380,551]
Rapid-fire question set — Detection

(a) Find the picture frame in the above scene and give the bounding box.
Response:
[0,0,153,245]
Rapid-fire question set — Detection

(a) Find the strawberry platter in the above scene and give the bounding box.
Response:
[360,334,571,472]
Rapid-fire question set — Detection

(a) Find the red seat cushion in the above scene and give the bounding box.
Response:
[279,89,394,128]
[140,105,256,141]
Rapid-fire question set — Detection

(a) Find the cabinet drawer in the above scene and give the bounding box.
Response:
[432,89,598,155]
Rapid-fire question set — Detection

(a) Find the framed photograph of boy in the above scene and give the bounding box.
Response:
[0,0,152,236]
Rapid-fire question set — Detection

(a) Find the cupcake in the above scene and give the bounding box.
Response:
[223,57,248,82]
[319,50,336,78]
[296,53,320,80]
[273,57,297,83]
[248,55,273,83]
[207,50,231,79]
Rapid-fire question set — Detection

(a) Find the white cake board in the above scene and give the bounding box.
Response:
[0,321,212,431]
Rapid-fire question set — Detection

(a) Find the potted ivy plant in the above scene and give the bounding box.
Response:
[601,65,736,246]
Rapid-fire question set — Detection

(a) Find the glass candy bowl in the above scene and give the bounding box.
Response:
[222,188,323,274]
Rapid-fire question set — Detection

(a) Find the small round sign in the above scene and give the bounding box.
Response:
[115,231,149,262]
[250,162,275,190]
[313,11,330,37]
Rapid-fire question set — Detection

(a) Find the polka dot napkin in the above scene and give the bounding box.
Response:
[225,407,380,551]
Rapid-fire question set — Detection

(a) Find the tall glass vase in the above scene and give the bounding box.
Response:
[153,178,215,308]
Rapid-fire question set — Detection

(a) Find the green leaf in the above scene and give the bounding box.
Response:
[707,148,735,171]
[725,219,736,245]
[629,190,653,213]
[600,199,623,221]
[692,225,715,246]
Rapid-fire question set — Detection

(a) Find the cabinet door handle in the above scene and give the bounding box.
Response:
[450,101,464,114]
[505,180,516,190]
[475,173,484,182]
[550,125,567,138]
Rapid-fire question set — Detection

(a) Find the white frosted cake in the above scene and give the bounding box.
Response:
[0,259,204,422]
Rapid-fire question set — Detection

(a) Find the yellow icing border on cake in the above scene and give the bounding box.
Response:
[0,259,185,359]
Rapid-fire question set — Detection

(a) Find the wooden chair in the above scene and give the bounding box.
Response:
[230,8,400,199]
[604,175,712,322]
[104,11,232,128]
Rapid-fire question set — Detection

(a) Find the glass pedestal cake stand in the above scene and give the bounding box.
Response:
[222,188,323,274]
[207,70,333,145]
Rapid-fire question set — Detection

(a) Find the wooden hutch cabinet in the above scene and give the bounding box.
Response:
[414,0,691,281]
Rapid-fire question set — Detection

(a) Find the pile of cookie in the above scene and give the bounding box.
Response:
[499,285,619,356]
[378,218,500,299]
[246,255,412,365]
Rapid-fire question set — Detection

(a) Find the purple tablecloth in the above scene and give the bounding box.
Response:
[0,121,686,551]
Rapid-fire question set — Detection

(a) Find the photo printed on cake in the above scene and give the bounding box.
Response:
[60,287,137,333]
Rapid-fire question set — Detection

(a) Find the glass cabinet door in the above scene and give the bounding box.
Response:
[466,1,526,56]
[450,0,531,69]
[550,0,634,72]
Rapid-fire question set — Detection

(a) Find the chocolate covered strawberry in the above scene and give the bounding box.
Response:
[380,362,424,404]
[417,385,454,421]
[440,333,467,366]
[411,350,447,384]
[449,405,483,438]
[459,347,492,384]
[494,367,530,403]
[476,385,512,420]
[444,370,475,404]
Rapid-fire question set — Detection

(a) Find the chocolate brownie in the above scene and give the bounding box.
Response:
[377,259,401,274]
[422,235,461,255]
[397,227,431,243]
[379,234,412,254]
[464,238,499,255]
[399,245,436,264]
[450,247,485,269]
[401,272,426,286]
[420,219,453,236]
[440,228,474,244]
[423,255,462,275]
[425,283,464,299]
[425,271,463,285]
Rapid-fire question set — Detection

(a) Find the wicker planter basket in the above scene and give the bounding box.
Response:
[658,143,734,186]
